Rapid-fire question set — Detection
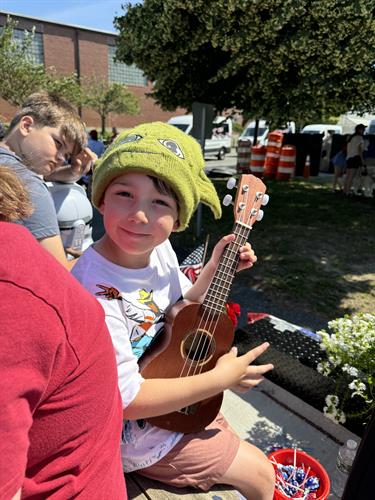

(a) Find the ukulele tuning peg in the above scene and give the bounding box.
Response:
[226,177,237,190]
[256,209,264,221]
[222,194,233,207]
[261,194,270,206]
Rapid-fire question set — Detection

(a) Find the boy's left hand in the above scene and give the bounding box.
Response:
[210,234,257,273]
[70,147,97,177]
[45,148,97,183]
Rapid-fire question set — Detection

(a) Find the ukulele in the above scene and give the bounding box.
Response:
[139,174,268,433]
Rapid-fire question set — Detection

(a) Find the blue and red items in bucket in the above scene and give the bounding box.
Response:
[269,448,330,500]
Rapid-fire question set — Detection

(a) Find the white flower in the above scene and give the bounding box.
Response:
[317,361,331,376]
[336,408,346,424]
[348,380,366,392]
[325,394,339,406]
[342,364,359,377]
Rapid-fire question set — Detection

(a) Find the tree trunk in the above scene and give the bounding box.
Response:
[101,115,106,136]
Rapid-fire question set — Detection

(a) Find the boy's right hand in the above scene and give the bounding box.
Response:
[214,342,273,393]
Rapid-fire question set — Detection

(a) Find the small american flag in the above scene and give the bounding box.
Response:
[179,236,209,284]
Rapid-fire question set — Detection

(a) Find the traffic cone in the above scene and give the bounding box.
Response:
[303,155,311,178]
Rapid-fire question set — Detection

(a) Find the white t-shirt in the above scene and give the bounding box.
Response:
[346,135,364,159]
[72,240,192,471]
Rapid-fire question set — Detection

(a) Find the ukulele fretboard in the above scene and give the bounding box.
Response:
[202,221,251,314]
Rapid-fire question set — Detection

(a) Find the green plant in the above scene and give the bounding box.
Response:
[317,313,375,425]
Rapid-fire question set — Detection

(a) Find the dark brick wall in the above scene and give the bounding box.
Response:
[0,13,186,129]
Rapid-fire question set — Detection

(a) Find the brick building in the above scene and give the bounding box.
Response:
[0,11,184,130]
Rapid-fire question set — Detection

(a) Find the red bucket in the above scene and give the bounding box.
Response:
[269,448,330,500]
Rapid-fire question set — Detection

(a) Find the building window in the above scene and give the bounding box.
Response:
[13,28,44,66]
[108,45,147,87]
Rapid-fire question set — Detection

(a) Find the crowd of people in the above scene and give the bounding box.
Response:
[0,92,275,500]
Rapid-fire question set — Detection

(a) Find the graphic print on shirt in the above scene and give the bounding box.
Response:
[95,284,165,359]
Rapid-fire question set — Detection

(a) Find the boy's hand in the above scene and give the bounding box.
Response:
[214,342,273,393]
[209,234,257,273]
[45,148,97,183]
[70,147,97,177]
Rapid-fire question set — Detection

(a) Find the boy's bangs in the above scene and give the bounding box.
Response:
[151,176,179,204]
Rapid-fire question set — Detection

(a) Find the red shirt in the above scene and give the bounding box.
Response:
[0,223,126,499]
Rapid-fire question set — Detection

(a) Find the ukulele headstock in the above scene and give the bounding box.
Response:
[226,175,268,228]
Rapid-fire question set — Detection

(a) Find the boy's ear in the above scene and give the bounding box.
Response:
[172,220,180,232]
[19,116,35,136]
[98,200,105,216]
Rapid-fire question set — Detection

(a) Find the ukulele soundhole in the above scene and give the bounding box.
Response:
[181,329,215,365]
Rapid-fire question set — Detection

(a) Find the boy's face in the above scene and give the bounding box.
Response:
[99,173,179,268]
[19,116,75,176]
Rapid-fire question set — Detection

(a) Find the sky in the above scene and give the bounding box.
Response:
[0,0,137,33]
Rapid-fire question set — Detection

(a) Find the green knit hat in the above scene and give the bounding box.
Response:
[92,121,222,231]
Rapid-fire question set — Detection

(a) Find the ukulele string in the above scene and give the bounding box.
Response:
[177,238,240,379]
[190,185,260,377]
[191,228,246,375]
[189,221,249,377]
[179,241,237,379]
[181,184,254,378]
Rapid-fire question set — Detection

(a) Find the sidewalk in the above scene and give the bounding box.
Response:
[222,379,360,500]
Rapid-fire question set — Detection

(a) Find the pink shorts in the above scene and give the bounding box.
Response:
[137,413,240,491]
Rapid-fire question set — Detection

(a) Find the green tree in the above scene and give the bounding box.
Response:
[83,79,139,134]
[0,17,45,106]
[44,69,82,107]
[114,0,375,126]
[0,17,83,108]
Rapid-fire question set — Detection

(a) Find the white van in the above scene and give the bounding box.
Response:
[238,120,295,147]
[301,124,343,135]
[167,115,232,159]
[238,120,269,145]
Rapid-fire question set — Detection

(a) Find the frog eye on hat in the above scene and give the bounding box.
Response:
[158,139,184,159]
[121,134,143,144]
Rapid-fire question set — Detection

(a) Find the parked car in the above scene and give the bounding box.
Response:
[167,114,232,160]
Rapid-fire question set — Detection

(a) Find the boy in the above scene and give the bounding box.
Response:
[0,91,95,268]
[0,169,126,499]
[72,122,275,499]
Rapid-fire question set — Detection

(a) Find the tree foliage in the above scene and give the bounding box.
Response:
[83,78,140,133]
[0,17,82,107]
[115,0,375,125]
[0,18,45,106]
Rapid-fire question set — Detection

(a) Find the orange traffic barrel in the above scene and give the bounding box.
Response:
[303,154,311,178]
[276,145,296,180]
[264,130,283,178]
[236,139,252,173]
[250,144,266,177]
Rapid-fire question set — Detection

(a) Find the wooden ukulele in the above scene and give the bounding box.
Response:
[139,174,268,433]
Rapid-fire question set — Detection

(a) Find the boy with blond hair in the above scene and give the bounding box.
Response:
[73,122,275,499]
[0,91,95,268]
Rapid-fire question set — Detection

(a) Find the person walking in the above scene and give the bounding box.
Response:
[343,124,366,195]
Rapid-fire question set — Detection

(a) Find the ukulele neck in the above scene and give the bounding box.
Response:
[202,221,251,314]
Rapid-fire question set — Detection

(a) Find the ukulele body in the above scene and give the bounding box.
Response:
[140,299,234,434]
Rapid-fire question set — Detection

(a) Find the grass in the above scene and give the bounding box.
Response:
[170,176,375,325]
